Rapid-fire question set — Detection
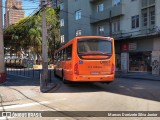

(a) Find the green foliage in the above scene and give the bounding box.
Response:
[4,7,60,62]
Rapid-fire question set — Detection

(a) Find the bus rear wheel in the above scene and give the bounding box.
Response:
[101,81,112,84]
[62,71,68,84]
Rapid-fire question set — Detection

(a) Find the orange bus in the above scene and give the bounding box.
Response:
[54,36,115,83]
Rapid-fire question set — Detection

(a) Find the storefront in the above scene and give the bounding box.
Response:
[119,38,153,73]
[129,52,152,72]
[115,34,160,75]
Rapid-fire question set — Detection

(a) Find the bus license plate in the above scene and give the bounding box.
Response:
[91,72,99,75]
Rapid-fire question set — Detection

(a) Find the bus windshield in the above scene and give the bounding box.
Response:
[77,38,112,56]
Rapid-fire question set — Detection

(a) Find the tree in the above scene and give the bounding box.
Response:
[4,7,60,64]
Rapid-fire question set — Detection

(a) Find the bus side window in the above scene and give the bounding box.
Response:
[60,50,64,61]
[54,53,57,62]
[58,52,61,61]
[64,48,67,60]
[67,45,72,60]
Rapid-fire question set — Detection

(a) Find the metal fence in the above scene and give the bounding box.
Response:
[6,67,54,82]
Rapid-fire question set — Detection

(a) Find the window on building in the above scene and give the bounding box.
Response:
[76,29,82,36]
[149,0,155,5]
[97,26,104,35]
[142,0,148,7]
[60,19,64,27]
[131,15,139,29]
[142,4,155,28]
[75,10,82,20]
[60,2,64,10]
[97,3,104,12]
[112,20,120,33]
[61,35,64,43]
[142,12,148,27]
[150,7,155,25]
[142,0,155,7]
[112,0,121,6]
[150,11,155,25]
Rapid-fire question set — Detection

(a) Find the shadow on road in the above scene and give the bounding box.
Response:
[49,77,160,102]
[2,70,160,102]
[1,74,40,86]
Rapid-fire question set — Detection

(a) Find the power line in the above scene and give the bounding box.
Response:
[17,7,42,26]
[0,5,38,10]
[12,1,55,27]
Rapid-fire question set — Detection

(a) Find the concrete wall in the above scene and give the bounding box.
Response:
[120,0,141,36]
[155,0,160,29]
[152,51,160,75]
[136,38,153,51]
[59,0,69,42]
[152,37,160,75]
[120,38,153,52]
[153,38,160,51]
[67,0,92,40]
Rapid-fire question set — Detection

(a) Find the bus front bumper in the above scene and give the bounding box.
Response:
[71,74,115,82]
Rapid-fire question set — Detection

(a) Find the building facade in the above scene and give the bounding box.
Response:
[4,0,24,28]
[56,0,160,75]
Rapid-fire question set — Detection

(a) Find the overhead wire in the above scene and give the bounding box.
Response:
[0,5,38,10]
[18,7,41,26]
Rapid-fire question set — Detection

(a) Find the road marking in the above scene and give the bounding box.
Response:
[0,117,14,120]
[0,101,50,110]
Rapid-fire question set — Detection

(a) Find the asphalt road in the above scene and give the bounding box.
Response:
[52,74,160,102]
[1,70,160,120]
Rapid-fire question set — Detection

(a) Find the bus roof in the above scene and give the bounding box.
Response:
[55,36,113,53]
[76,36,113,40]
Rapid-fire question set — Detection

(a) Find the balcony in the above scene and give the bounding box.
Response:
[111,4,124,18]
[90,0,98,3]
[90,9,110,24]
[90,4,124,24]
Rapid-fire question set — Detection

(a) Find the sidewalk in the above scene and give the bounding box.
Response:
[115,71,160,81]
[0,74,57,103]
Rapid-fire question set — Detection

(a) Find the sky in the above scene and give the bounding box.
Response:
[2,0,40,17]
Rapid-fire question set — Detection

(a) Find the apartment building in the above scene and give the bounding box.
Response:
[4,0,24,28]
[56,0,160,75]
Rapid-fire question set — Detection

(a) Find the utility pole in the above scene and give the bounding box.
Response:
[40,0,49,92]
[0,0,6,83]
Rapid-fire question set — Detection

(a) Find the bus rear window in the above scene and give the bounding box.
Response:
[78,39,112,55]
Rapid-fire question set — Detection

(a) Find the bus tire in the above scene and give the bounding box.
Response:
[62,70,69,84]
[101,81,112,84]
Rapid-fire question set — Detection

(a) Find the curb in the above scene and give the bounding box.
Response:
[0,74,59,102]
[40,83,58,93]
[0,72,7,84]
[117,76,160,81]
[0,83,59,103]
